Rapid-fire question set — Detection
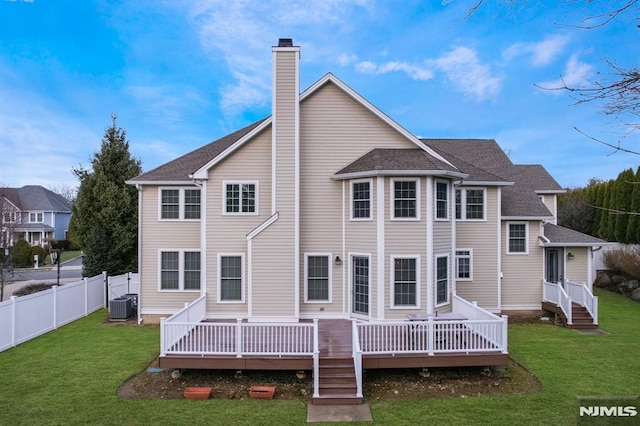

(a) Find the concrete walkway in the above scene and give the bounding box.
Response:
[307,403,373,423]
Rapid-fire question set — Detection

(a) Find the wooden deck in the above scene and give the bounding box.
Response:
[158,318,508,370]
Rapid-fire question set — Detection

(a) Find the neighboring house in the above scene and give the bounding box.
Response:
[127,40,605,404]
[0,185,72,248]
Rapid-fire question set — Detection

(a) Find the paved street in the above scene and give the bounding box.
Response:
[1,256,84,301]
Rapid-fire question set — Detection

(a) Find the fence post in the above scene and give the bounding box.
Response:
[52,285,58,329]
[103,271,108,309]
[84,276,88,316]
[11,296,16,348]
[127,272,131,294]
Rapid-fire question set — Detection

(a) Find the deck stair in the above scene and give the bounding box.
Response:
[543,301,597,330]
[312,319,363,405]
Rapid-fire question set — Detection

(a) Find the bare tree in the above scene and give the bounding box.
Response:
[0,191,21,301]
[469,1,640,153]
[48,184,77,205]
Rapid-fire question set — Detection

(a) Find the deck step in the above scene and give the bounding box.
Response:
[312,394,363,405]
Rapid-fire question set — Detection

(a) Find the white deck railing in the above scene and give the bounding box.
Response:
[452,294,508,352]
[161,315,316,357]
[160,294,206,356]
[543,280,572,324]
[566,280,598,325]
[357,317,507,356]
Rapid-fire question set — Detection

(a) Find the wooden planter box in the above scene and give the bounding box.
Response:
[249,386,276,399]
[184,387,212,400]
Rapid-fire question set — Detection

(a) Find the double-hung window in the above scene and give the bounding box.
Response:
[392,179,419,220]
[224,182,257,215]
[160,250,201,290]
[455,188,485,220]
[160,188,201,220]
[29,212,43,223]
[219,255,244,302]
[392,256,418,307]
[508,223,528,254]
[436,255,449,305]
[455,249,472,280]
[436,181,449,220]
[305,255,330,302]
[351,180,371,220]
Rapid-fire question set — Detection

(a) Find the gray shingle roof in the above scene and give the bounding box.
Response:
[335,148,460,177]
[128,118,268,183]
[0,186,71,212]
[543,223,607,246]
[421,139,557,218]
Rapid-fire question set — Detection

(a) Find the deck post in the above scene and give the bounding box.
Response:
[501,315,508,354]
[312,319,319,398]
[236,319,243,358]
[593,296,598,325]
[160,317,166,356]
[428,317,434,356]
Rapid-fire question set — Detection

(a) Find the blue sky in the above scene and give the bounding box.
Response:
[1,0,638,190]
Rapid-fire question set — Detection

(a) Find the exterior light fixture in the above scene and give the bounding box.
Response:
[567,252,574,260]
[334,256,342,265]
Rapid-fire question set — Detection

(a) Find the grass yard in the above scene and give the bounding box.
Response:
[0,289,637,425]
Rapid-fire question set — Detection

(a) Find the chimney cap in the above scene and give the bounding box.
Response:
[278,38,294,47]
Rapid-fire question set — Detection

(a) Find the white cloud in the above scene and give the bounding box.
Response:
[537,54,593,93]
[355,60,434,81]
[503,33,571,66]
[185,0,373,114]
[337,52,358,66]
[430,47,502,101]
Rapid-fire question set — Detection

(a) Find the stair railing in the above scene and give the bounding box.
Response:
[351,319,363,399]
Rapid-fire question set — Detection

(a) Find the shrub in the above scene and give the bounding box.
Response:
[12,240,33,267]
[602,246,640,280]
[13,283,56,297]
[31,245,47,264]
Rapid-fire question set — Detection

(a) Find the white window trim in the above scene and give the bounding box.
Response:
[158,187,201,221]
[157,249,201,292]
[217,253,245,303]
[390,178,421,221]
[456,187,487,221]
[304,253,333,303]
[507,222,529,255]
[434,180,449,221]
[455,248,473,281]
[390,255,420,309]
[435,253,450,307]
[29,212,44,223]
[222,181,259,216]
[350,178,373,221]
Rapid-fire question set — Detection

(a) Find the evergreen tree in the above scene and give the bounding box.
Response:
[69,115,142,276]
[614,168,634,242]
[628,166,640,244]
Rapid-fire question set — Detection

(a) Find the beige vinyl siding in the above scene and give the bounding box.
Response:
[566,247,589,284]
[541,195,557,224]
[299,82,417,318]
[501,220,544,310]
[139,186,202,317]
[454,187,500,310]
[205,128,273,316]
[384,177,428,319]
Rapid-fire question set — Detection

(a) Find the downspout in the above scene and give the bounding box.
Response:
[192,179,206,300]
[135,184,143,324]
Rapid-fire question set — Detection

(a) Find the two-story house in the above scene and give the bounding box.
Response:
[0,185,72,249]
[127,39,604,404]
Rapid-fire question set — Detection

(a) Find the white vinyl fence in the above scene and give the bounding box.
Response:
[107,272,140,300]
[0,271,136,353]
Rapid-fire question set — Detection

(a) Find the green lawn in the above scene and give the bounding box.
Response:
[0,289,637,425]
